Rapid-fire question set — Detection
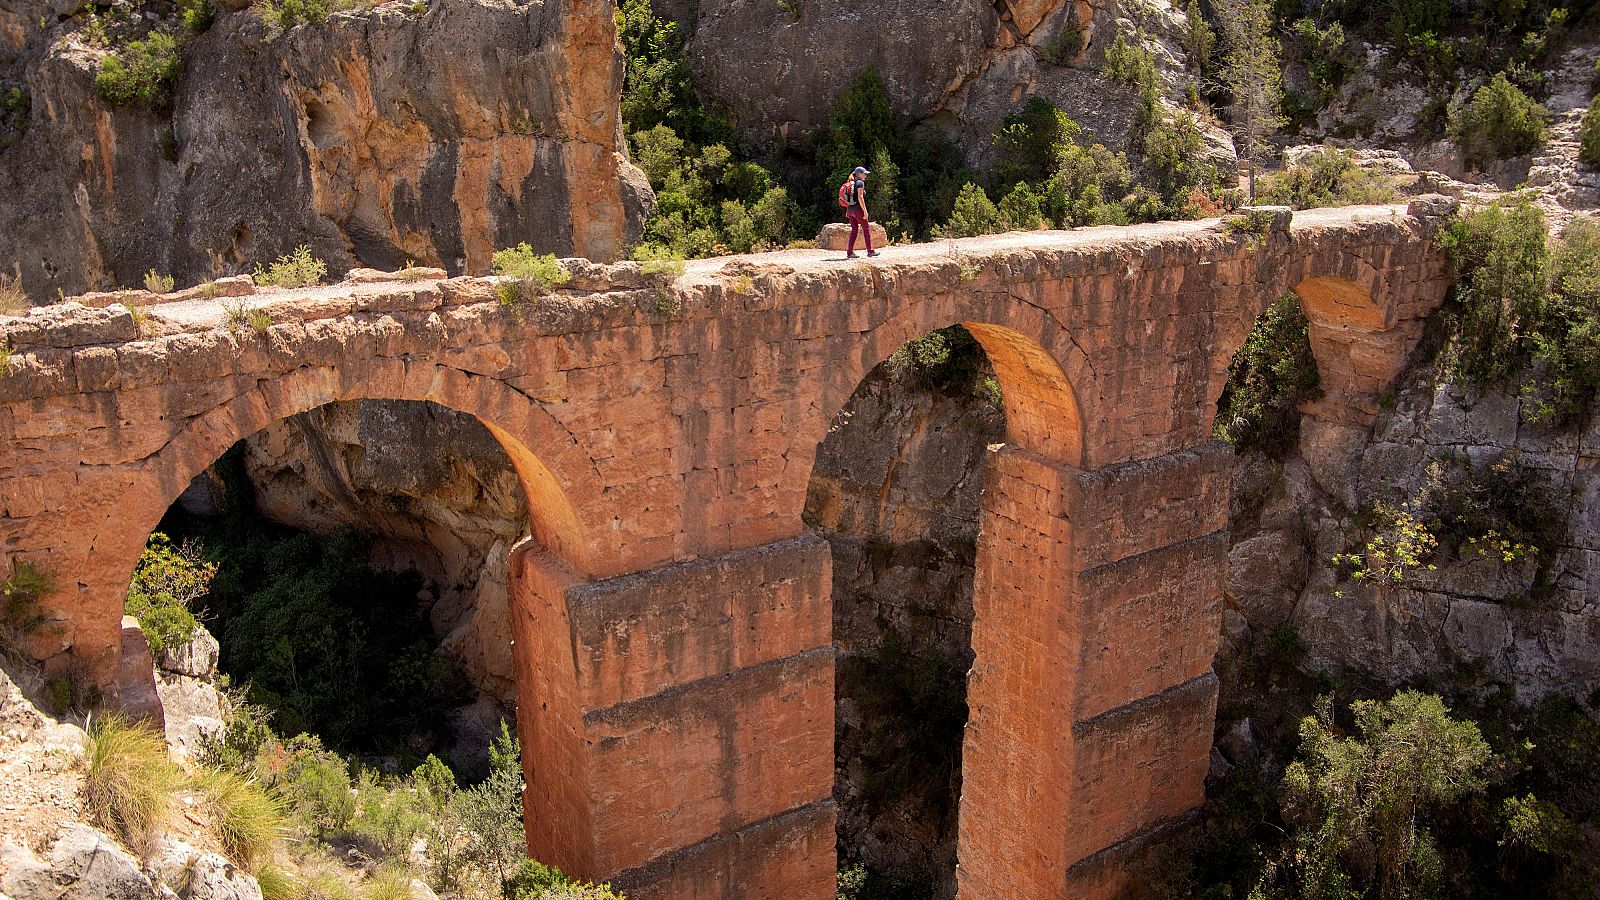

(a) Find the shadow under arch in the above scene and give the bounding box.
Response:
[80,359,611,876]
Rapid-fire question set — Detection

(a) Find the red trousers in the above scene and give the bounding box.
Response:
[847,208,873,252]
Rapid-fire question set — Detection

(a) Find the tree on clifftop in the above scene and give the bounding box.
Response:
[1216,0,1285,200]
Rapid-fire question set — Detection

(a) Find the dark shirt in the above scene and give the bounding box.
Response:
[847,179,865,210]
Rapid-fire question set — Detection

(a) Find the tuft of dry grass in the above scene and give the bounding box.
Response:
[83,714,183,855]
[361,867,415,900]
[0,274,29,315]
[194,768,287,872]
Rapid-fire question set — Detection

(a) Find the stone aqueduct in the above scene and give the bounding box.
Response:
[0,201,1457,898]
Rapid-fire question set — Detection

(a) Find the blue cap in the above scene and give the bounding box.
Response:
[853,166,870,174]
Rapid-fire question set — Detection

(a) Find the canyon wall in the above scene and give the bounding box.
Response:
[0,0,653,298]
[654,0,1235,169]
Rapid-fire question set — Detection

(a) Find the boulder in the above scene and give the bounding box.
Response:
[151,840,262,900]
[816,222,890,252]
[44,824,157,899]
[158,625,220,680]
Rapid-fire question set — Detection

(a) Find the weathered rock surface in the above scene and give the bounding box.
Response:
[0,0,652,299]
[150,840,262,900]
[0,824,156,899]
[662,0,1235,168]
[1221,358,1600,706]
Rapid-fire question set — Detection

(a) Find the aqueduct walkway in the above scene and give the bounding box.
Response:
[0,200,1458,899]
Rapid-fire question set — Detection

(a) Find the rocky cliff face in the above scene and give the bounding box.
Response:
[1226,363,1600,707]
[0,0,652,299]
[656,0,1233,168]
[805,355,1003,898]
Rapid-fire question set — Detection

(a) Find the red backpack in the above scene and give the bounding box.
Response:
[837,180,855,208]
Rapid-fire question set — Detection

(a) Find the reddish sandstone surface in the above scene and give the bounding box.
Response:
[0,201,1457,898]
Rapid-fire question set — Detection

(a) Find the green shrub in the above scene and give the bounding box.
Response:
[351,771,430,859]
[1441,198,1549,387]
[253,245,327,288]
[1263,691,1493,900]
[143,269,175,294]
[443,720,526,887]
[1258,147,1399,209]
[1102,32,1161,129]
[1,561,52,647]
[886,326,990,394]
[1581,98,1600,169]
[179,0,214,32]
[1522,216,1600,425]
[254,864,299,900]
[1040,19,1084,65]
[997,183,1045,230]
[1,85,28,149]
[84,715,184,854]
[124,532,215,655]
[492,243,570,307]
[1213,294,1322,454]
[935,183,1003,238]
[505,860,625,900]
[255,0,339,29]
[195,768,286,871]
[1458,73,1550,167]
[95,30,184,107]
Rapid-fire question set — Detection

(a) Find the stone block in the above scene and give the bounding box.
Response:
[566,533,833,708]
[816,221,889,251]
[609,802,837,900]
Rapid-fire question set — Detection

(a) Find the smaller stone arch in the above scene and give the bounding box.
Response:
[809,296,1090,472]
[1292,273,1417,427]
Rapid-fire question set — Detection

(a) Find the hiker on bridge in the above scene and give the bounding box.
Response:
[839,166,879,259]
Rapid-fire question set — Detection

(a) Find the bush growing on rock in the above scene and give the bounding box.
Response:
[1258,147,1398,209]
[1457,73,1550,167]
[934,183,1003,238]
[1260,691,1493,899]
[1581,98,1600,169]
[95,29,184,107]
[492,243,570,306]
[254,244,327,288]
[1444,200,1600,427]
[1213,294,1321,454]
[1,560,53,650]
[124,532,215,655]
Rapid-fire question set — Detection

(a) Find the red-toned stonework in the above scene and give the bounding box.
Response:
[0,201,1457,898]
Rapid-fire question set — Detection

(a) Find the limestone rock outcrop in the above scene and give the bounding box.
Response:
[0,0,652,299]
[660,0,1235,169]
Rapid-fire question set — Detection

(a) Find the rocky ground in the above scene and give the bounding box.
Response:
[0,646,268,900]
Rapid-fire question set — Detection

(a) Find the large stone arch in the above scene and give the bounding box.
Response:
[74,359,606,872]
[82,359,601,657]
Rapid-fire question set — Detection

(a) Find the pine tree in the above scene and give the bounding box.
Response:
[1215,0,1285,200]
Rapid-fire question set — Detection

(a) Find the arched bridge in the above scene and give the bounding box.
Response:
[0,199,1459,899]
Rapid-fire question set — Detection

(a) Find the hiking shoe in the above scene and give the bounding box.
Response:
[866,251,880,257]
[846,252,859,258]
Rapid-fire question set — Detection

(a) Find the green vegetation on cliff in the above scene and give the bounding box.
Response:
[1444,199,1600,426]
[1214,294,1322,455]
[1156,686,1600,900]
[615,2,1228,256]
